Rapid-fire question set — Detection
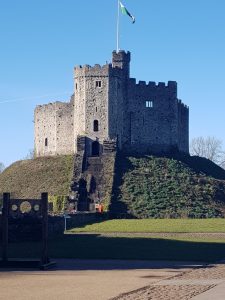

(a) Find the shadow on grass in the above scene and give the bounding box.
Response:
[108,155,134,216]
[1,234,225,268]
[67,213,110,231]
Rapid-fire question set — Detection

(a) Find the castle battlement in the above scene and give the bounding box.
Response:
[74,63,111,77]
[112,50,131,62]
[35,101,69,111]
[178,99,189,109]
[129,80,177,99]
[130,79,177,90]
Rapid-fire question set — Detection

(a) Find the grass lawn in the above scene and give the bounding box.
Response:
[68,218,225,233]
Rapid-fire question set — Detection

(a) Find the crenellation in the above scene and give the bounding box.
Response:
[34,50,189,158]
[84,64,91,69]
[94,64,101,69]
[130,78,136,84]
[74,65,83,72]
[157,82,166,87]
[112,50,130,55]
[177,99,189,110]
[167,81,177,87]
[148,81,156,87]
[138,81,147,86]
[75,63,111,76]
[112,50,131,63]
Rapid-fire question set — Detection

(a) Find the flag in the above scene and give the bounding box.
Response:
[119,1,135,24]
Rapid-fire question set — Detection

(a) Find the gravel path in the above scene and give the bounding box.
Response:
[111,285,215,300]
[110,263,225,300]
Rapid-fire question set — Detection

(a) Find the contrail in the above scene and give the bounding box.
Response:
[0,91,71,104]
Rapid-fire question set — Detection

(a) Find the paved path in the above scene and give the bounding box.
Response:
[1,259,225,299]
[0,260,201,300]
[191,282,225,299]
[112,261,225,300]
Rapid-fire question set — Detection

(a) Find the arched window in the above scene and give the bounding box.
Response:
[45,138,48,147]
[93,120,99,132]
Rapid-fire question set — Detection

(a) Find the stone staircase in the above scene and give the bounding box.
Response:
[69,151,85,196]
[69,137,117,212]
[69,152,116,211]
[83,157,104,203]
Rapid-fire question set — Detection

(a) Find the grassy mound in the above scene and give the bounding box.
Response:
[110,155,225,218]
[0,155,73,198]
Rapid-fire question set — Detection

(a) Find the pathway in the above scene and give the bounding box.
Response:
[112,261,225,300]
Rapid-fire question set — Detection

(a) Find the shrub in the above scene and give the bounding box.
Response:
[49,195,68,213]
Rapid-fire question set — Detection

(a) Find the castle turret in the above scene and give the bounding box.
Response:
[112,50,130,78]
[73,64,111,156]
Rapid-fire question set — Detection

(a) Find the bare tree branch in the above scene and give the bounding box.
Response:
[190,136,225,168]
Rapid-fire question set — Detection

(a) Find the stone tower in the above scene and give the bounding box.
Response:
[34,50,189,158]
[73,50,131,156]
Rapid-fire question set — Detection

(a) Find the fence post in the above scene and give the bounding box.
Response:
[41,193,49,265]
[2,193,10,262]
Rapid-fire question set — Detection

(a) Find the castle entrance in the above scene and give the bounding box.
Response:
[92,141,100,156]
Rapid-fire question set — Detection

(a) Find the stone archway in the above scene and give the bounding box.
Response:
[92,141,100,156]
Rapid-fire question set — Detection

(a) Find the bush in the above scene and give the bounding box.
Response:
[49,195,68,213]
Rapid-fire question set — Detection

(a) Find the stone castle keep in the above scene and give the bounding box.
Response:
[34,51,189,157]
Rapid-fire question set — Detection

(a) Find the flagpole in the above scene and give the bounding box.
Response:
[116,0,120,52]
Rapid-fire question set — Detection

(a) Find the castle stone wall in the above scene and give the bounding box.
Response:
[35,103,57,157]
[55,102,74,155]
[34,50,189,157]
[112,50,130,78]
[125,80,180,154]
[74,67,86,148]
[35,102,73,157]
[178,101,189,153]
[108,71,127,148]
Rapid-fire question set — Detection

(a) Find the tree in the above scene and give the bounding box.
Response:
[190,136,225,167]
[0,162,5,173]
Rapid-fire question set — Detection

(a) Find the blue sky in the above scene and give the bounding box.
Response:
[0,0,225,167]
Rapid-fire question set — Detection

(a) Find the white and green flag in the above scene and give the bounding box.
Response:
[119,1,135,24]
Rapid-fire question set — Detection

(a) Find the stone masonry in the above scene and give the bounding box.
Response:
[34,50,189,157]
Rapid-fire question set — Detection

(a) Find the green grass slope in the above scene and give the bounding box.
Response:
[110,155,225,218]
[0,155,73,198]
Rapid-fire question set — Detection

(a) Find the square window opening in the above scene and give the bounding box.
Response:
[146,101,153,108]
